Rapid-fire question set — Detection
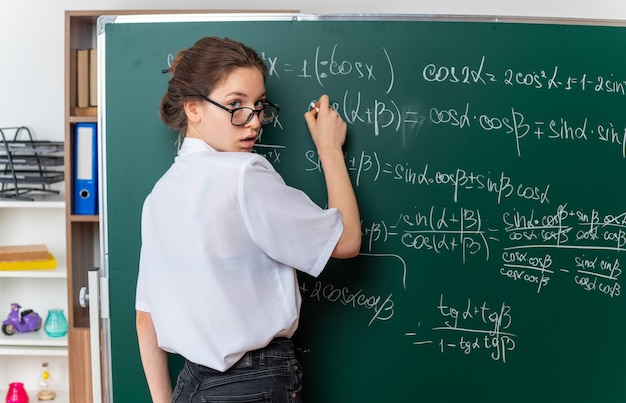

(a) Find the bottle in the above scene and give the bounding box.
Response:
[43,309,68,337]
[35,362,55,401]
[5,382,28,403]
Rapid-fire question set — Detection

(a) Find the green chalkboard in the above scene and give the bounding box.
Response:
[102,15,626,402]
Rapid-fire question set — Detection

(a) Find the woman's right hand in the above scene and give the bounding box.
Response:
[304,94,347,156]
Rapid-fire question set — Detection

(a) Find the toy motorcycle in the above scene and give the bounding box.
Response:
[2,303,42,336]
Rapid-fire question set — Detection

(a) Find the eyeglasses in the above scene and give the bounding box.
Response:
[193,95,280,126]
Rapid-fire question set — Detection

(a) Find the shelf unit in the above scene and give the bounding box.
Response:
[0,197,69,402]
[65,11,101,403]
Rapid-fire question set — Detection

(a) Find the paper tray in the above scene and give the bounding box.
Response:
[0,140,64,154]
[0,170,64,185]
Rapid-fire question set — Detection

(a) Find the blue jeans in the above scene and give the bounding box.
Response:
[171,338,304,403]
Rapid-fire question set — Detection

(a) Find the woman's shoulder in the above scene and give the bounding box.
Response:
[179,139,273,170]
[216,152,275,171]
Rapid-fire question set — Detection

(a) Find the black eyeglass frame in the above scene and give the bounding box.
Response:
[193,94,280,126]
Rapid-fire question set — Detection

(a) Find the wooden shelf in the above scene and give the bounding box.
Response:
[0,265,67,279]
[0,332,68,352]
[0,344,68,356]
[69,214,99,223]
[69,115,97,123]
[1,389,69,403]
[0,193,65,208]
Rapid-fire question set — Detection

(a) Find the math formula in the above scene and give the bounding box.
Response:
[244,35,626,367]
[406,294,516,363]
[254,47,626,158]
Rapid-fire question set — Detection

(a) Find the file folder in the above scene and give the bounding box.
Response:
[74,122,98,214]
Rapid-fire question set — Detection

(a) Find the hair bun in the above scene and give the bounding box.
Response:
[167,49,188,76]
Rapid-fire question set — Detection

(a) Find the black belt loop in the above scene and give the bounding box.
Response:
[230,351,253,369]
[259,346,266,367]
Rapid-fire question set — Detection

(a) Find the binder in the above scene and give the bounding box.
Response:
[76,49,90,108]
[73,122,98,215]
[89,48,98,107]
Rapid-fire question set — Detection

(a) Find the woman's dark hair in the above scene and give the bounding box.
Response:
[160,36,267,136]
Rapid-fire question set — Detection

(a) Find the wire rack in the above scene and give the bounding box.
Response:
[0,127,64,201]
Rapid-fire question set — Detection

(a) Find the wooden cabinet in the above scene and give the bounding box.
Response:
[64,11,100,403]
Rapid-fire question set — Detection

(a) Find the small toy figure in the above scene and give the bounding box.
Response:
[1,303,42,336]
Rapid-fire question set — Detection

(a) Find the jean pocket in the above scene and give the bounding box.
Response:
[171,377,185,402]
[289,358,303,395]
[200,391,272,402]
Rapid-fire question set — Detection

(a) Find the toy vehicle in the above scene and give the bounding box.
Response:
[2,303,42,335]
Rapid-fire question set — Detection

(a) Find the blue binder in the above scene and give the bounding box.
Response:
[73,122,98,215]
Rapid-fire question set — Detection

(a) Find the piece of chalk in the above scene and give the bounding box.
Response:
[310,101,320,112]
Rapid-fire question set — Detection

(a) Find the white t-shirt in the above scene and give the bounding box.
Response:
[136,138,343,372]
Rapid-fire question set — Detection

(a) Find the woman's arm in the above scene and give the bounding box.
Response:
[136,310,173,403]
[304,94,362,258]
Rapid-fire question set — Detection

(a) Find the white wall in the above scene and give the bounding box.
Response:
[2,0,626,141]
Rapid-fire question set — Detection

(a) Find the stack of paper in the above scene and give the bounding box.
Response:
[0,244,56,271]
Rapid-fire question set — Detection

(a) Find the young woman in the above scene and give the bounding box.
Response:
[135,36,361,403]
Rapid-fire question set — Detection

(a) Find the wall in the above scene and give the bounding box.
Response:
[1,0,626,141]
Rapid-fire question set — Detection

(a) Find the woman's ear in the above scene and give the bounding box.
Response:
[183,100,202,123]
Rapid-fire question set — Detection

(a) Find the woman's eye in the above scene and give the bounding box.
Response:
[228,100,242,108]
[254,100,265,109]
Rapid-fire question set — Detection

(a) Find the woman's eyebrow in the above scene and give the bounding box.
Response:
[224,91,267,99]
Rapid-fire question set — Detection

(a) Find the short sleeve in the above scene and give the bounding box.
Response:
[135,200,151,313]
[135,256,150,312]
[239,157,343,277]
